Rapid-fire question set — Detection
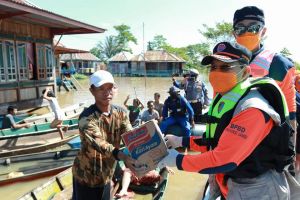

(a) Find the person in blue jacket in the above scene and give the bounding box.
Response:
[160,86,194,137]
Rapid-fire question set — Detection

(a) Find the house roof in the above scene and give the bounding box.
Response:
[0,0,105,35]
[60,53,101,61]
[108,52,134,62]
[53,40,88,55]
[130,50,186,62]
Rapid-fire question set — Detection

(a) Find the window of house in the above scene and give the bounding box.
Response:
[37,44,53,79]
[5,41,17,82]
[17,43,28,80]
[0,42,5,82]
[45,46,53,78]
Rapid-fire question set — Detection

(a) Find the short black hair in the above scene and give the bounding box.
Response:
[7,105,16,112]
[42,89,55,97]
[154,92,160,97]
[147,100,154,107]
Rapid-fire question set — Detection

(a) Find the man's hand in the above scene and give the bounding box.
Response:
[164,134,183,149]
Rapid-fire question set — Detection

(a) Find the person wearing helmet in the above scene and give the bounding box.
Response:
[160,86,194,137]
[185,68,210,123]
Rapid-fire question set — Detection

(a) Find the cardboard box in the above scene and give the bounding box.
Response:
[121,120,168,177]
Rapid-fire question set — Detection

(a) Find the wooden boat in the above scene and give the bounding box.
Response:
[22,101,87,124]
[0,134,79,157]
[0,118,78,140]
[17,165,169,200]
[0,149,78,186]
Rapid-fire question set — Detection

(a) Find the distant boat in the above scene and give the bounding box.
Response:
[0,149,78,186]
[22,101,88,124]
[0,134,79,157]
[17,163,169,200]
[0,118,78,140]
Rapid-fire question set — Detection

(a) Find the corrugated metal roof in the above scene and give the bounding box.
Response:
[60,53,101,61]
[130,50,185,62]
[108,52,134,62]
[0,0,106,34]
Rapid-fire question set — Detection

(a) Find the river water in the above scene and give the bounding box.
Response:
[0,75,212,199]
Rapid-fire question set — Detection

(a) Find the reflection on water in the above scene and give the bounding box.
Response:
[0,76,211,199]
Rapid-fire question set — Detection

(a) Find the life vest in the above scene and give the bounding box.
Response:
[249,50,275,77]
[185,80,203,102]
[205,77,295,178]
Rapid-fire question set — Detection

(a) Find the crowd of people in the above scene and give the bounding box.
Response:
[2,4,300,200]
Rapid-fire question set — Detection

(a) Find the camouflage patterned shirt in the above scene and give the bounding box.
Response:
[72,104,132,187]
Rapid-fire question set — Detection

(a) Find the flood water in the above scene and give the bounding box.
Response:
[0,75,212,199]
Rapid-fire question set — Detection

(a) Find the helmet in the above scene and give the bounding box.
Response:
[189,68,199,76]
[168,86,180,94]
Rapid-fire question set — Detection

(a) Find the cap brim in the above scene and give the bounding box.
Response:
[92,80,115,88]
[201,55,238,65]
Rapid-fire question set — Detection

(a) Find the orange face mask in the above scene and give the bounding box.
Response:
[209,71,238,94]
[236,32,261,51]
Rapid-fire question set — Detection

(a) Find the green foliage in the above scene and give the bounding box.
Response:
[114,24,137,53]
[90,24,137,63]
[199,22,234,45]
[72,73,88,80]
[90,36,121,63]
[280,47,292,57]
[148,35,168,50]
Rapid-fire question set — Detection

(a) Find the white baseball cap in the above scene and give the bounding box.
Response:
[89,70,115,88]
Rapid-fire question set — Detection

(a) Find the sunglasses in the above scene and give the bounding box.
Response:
[233,23,263,36]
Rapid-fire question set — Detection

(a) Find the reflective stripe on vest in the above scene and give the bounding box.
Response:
[205,77,288,140]
[250,50,275,77]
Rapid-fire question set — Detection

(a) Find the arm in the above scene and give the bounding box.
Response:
[124,95,130,109]
[177,108,273,173]
[8,115,30,129]
[42,88,52,101]
[137,99,144,110]
[182,97,194,125]
[161,99,169,120]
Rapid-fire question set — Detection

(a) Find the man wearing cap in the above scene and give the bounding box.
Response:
[72,70,137,200]
[232,6,298,174]
[157,42,294,199]
[159,86,194,137]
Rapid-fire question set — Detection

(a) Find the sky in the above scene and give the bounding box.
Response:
[30,0,300,62]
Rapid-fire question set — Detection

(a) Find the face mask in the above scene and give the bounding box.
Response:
[236,32,261,51]
[209,69,244,94]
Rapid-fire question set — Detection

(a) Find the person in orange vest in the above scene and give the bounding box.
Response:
[232,6,298,175]
[155,42,295,199]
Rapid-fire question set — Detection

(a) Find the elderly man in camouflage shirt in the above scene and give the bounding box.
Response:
[72,70,136,200]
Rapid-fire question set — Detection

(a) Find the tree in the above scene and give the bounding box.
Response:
[280,47,292,57]
[114,24,137,53]
[185,43,210,67]
[150,35,168,50]
[90,35,121,63]
[199,22,234,46]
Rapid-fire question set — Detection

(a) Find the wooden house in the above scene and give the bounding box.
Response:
[108,50,185,77]
[0,0,105,114]
[107,51,133,76]
[60,52,102,75]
